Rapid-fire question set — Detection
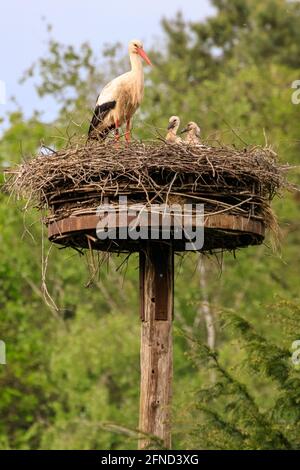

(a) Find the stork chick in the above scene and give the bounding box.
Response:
[88,39,152,142]
[181,121,201,145]
[165,116,182,144]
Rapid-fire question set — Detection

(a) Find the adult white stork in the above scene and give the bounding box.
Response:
[165,116,182,144]
[88,39,152,142]
[181,121,201,145]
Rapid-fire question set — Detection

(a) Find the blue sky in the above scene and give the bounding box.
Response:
[0,0,213,128]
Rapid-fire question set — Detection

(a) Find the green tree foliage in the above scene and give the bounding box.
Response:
[0,0,299,449]
[175,301,300,449]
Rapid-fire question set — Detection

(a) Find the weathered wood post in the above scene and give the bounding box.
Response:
[139,243,174,449]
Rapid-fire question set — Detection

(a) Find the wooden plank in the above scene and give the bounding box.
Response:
[153,246,174,321]
[48,213,265,239]
[139,251,145,321]
[139,243,173,449]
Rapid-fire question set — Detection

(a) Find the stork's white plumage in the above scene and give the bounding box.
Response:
[88,39,152,142]
[181,121,201,145]
[165,116,182,144]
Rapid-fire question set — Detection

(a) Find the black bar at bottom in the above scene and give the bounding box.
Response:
[0,449,295,465]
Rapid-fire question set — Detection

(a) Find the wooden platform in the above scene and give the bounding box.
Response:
[48,211,265,253]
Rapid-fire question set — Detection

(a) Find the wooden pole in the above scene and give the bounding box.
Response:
[138,243,174,450]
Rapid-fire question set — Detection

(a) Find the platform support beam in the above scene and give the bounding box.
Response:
[138,243,174,450]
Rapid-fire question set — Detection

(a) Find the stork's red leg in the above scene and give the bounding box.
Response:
[125,118,131,143]
[114,119,120,142]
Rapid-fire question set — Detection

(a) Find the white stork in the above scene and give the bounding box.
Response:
[181,121,201,145]
[88,39,152,142]
[165,116,182,144]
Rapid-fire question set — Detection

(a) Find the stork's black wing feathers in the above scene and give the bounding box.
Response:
[88,100,116,137]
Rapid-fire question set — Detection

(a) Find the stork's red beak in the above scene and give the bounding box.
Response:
[137,47,152,66]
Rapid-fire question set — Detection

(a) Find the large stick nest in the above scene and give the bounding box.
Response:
[4,141,290,252]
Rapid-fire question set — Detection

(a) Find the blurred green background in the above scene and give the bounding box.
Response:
[1,0,300,450]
